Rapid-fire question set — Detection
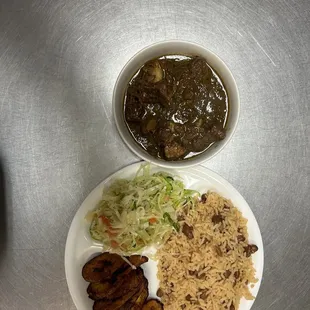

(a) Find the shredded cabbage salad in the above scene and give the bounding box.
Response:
[87,164,199,255]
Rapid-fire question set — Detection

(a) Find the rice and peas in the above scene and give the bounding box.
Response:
[157,192,258,310]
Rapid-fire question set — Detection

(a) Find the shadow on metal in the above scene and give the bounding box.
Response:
[0,157,8,269]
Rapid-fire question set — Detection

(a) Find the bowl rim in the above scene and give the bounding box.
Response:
[113,40,240,168]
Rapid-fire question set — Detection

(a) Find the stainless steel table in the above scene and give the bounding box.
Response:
[0,0,309,309]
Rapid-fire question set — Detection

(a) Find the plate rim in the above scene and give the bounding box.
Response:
[65,161,264,310]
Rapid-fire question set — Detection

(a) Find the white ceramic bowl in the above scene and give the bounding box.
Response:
[113,40,240,168]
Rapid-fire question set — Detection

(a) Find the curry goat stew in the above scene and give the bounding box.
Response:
[124,55,229,161]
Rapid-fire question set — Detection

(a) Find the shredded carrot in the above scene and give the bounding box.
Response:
[149,217,157,224]
[110,240,119,248]
[107,230,118,237]
[100,215,112,228]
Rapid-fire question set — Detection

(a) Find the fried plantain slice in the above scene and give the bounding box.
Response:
[142,299,164,310]
[111,267,145,300]
[92,268,145,310]
[121,278,148,310]
[127,255,148,267]
[82,252,148,282]
[87,281,115,300]
[88,267,145,301]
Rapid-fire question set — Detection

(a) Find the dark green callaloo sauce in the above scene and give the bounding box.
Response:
[124,55,229,161]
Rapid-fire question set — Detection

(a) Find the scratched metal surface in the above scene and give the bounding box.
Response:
[0,0,309,309]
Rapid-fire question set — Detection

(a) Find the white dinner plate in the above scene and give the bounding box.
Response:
[65,162,264,310]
